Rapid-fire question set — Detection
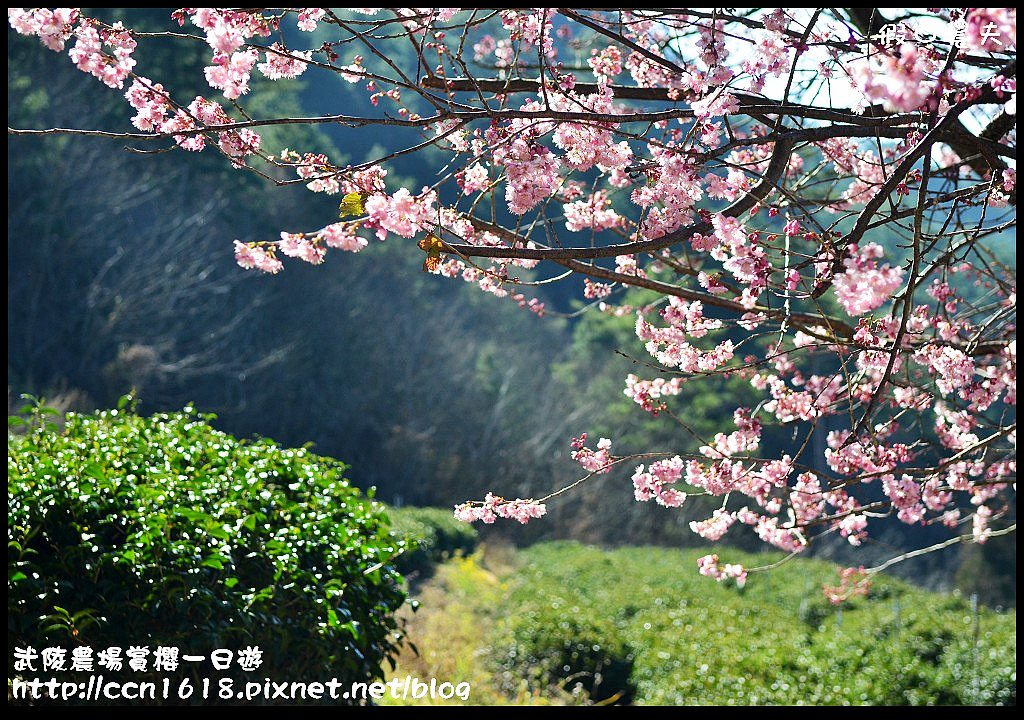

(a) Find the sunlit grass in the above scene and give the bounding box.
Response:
[381,545,579,705]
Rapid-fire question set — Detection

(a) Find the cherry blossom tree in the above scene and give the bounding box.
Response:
[9,8,1016,595]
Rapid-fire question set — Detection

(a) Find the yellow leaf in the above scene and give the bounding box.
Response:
[339,190,370,218]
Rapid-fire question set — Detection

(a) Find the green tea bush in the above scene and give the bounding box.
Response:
[491,542,1016,705]
[493,603,634,704]
[386,506,478,576]
[8,399,407,703]
[938,629,1018,705]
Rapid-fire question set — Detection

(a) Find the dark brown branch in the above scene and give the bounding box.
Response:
[813,82,1013,298]
[556,8,687,77]
[843,7,888,38]
[420,75,923,127]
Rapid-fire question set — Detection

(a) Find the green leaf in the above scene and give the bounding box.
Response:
[82,462,105,481]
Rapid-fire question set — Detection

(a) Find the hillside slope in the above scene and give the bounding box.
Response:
[385,541,1016,706]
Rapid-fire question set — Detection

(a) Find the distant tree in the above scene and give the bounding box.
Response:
[9,9,1016,593]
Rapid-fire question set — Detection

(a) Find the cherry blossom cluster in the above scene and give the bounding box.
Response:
[564,190,624,233]
[822,567,871,605]
[689,508,734,540]
[9,7,78,51]
[569,434,614,474]
[847,41,937,112]
[11,9,136,88]
[12,10,265,167]
[697,554,748,588]
[699,408,763,459]
[632,456,687,507]
[454,493,547,525]
[830,243,906,316]
[623,374,684,414]
[960,8,1016,52]
[635,309,736,374]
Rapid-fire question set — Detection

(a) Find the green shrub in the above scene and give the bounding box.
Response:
[8,399,407,704]
[386,506,478,576]
[938,627,1018,705]
[494,603,634,704]
[488,542,1016,705]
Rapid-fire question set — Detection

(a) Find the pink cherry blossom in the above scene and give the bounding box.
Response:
[454,493,547,525]
[832,243,905,316]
